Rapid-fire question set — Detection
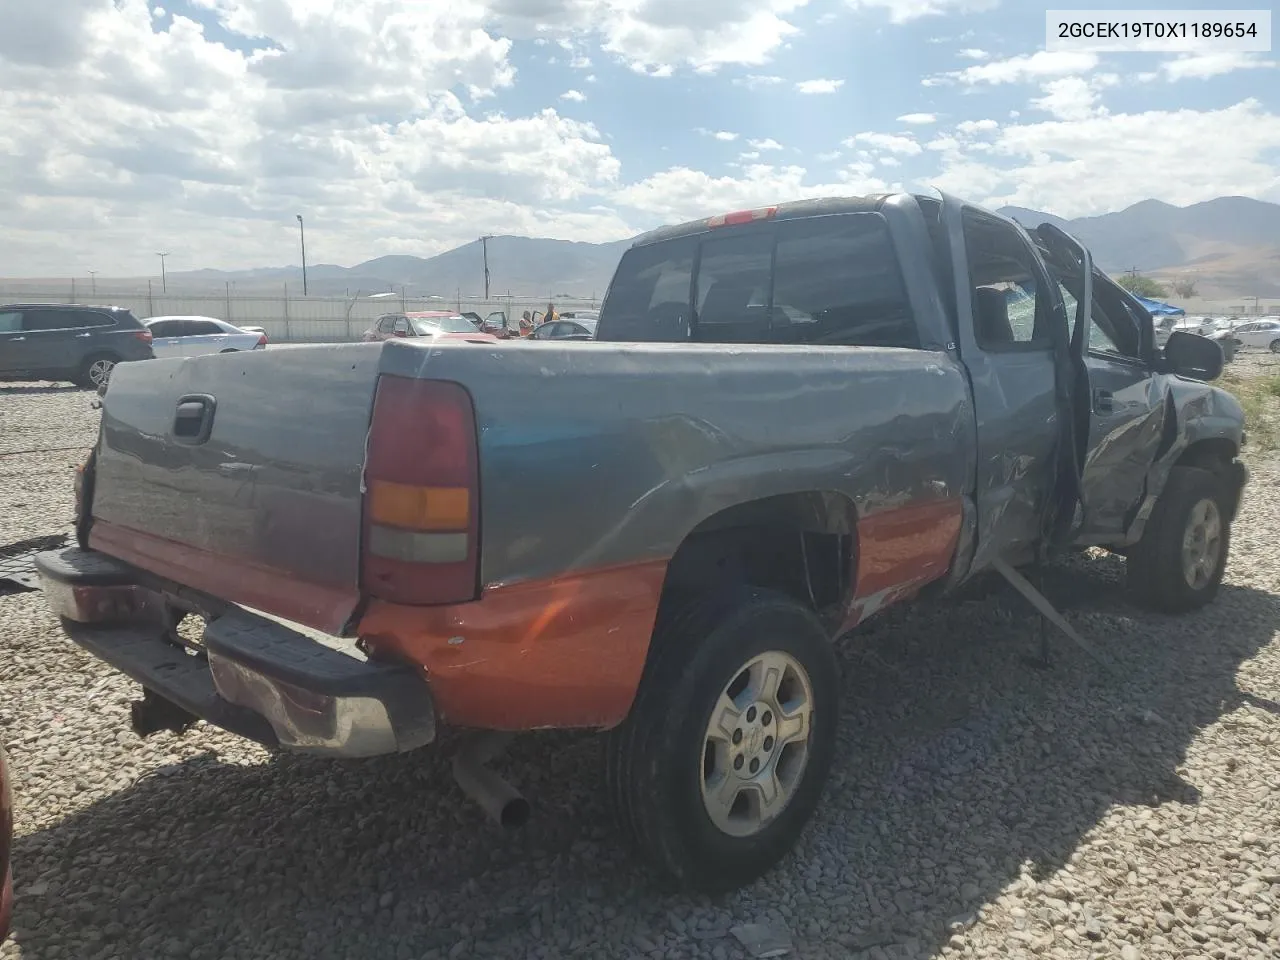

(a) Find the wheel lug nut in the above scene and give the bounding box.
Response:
[746,706,756,722]
[764,736,774,752]
[732,729,743,745]
[762,710,772,726]
[749,757,760,774]
[733,754,744,770]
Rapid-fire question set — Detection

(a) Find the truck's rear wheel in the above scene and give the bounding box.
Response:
[604,587,839,893]
[1127,466,1230,613]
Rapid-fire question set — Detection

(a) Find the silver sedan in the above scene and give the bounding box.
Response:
[145,316,267,358]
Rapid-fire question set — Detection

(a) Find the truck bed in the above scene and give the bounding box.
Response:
[89,339,977,633]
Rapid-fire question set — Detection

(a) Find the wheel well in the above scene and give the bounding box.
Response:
[1174,438,1236,472]
[657,492,857,632]
[219,348,239,353]
[1172,438,1242,519]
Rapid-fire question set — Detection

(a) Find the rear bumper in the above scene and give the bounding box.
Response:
[34,547,436,758]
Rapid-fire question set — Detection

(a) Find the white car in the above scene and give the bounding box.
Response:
[145,316,267,358]
[1231,317,1280,353]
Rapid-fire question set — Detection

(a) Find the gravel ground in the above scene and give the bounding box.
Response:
[2,359,1279,960]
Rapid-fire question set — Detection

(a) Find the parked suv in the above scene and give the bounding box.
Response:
[0,303,155,389]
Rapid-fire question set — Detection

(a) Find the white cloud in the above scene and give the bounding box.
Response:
[714,130,739,141]
[843,132,923,155]
[0,0,639,274]
[568,55,592,69]
[560,89,587,102]
[739,151,761,160]
[958,48,989,60]
[615,163,894,224]
[928,51,1099,87]
[1031,77,1100,121]
[843,0,998,24]
[489,0,813,75]
[733,73,785,89]
[932,99,1280,218]
[795,78,844,94]
[897,112,937,125]
[748,137,784,150]
[1156,52,1276,81]
[955,118,999,135]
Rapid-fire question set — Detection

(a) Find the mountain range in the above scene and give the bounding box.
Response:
[167,195,1280,300]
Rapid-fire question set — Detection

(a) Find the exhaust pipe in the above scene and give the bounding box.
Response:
[452,732,530,829]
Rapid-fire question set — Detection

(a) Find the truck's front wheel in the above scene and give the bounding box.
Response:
[1127,466,1230,613]
[604,587,839,893]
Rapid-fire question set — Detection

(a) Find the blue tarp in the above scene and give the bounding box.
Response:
[1133,295,1185,316]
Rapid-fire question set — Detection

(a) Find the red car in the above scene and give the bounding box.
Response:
[362,312,499,344]
[1,745,12,938]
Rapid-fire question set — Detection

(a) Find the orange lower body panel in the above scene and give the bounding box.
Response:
[358,559,669,731]
[842,497,964,631]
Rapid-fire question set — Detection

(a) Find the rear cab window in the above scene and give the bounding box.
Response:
[597,213,919,349]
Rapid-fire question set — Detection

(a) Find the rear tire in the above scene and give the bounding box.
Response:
[75,353,119,390]
[604,587,839,893]
[1270,339,1280,354]
[1127,466,1230,613]
[219,348,238,353]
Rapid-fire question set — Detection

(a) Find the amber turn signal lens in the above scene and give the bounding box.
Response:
[368,481,469,532]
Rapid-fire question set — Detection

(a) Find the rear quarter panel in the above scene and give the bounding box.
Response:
[378,338,976,589]
[360,338,975,729]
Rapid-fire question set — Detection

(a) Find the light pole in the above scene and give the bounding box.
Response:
[297,215,308,296]
[480,235,494,299]
[156,253,169,292]
[88,270,97,295]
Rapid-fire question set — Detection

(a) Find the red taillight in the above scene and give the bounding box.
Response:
[707,205,777,228]
[361,375,480,605]
[134,330,153,343]
[256,334,268,346]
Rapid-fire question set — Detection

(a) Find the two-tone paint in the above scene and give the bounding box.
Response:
[83,192,1244,735]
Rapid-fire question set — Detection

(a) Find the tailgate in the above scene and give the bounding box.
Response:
[89,345,383,632]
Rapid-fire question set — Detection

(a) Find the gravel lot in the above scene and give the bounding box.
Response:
[2,356,1279,960]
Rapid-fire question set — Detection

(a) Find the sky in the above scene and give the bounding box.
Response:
[0,0,1277,275]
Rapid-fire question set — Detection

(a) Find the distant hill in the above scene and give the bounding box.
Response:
[89,194,1280,301]
[996,195,1280,298]
[171,236,634,299]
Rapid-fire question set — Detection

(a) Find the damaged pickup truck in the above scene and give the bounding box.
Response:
[36,192,1246,893]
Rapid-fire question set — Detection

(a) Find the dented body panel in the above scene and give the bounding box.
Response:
[64,190,1245,736]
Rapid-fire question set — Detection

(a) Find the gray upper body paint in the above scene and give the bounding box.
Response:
[89,192,1244,613]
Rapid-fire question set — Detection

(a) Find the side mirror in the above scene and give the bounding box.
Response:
[1163,330,1223,381]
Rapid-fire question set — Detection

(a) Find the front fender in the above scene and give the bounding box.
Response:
[1123,379,1245,545]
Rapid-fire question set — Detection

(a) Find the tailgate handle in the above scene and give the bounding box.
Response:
[173,394,217,445]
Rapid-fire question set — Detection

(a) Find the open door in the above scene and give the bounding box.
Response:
[938,191,1072,572]
[1036,225,1169,544]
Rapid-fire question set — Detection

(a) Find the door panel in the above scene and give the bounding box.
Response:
[21,310,85,374]
[0,310,29,374]
[1077,356,1165,538]
[939,193,1060,570]
[1043,254,1165,542]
